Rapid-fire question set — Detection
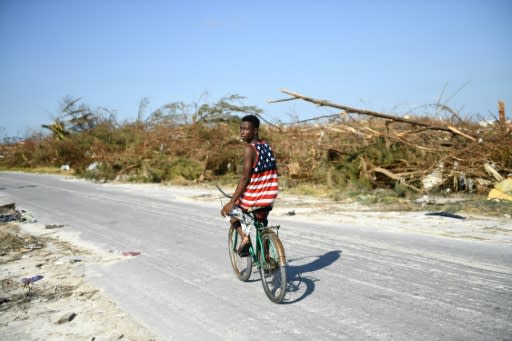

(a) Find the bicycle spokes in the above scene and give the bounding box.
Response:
[258,231,287,303]
[228,226,253,282]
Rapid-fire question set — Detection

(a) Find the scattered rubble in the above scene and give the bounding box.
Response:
[425,212,466,220]
[0,203,37,224]
[21,275,44,287]
[0,222,158,340]
[56,312,77,324]
[122,251,141,257]
[45,224,64,229]
[488,175,512,202]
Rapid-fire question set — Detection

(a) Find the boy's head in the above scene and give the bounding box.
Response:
[240,115,260,142]
[241,115,260,129]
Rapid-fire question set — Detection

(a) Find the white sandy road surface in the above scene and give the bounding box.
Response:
[0,223,159,341]
[0,172,511,340]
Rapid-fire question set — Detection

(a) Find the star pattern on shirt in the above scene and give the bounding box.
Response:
[254,143,277,173]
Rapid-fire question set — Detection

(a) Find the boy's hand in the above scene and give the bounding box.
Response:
[221,201,235,217]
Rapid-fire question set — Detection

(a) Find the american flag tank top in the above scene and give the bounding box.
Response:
[239,140,279,209]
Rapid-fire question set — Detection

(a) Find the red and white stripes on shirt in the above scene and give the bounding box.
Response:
[239,140,279,209]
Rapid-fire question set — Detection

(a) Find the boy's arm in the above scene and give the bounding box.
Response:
[221,144,255,216]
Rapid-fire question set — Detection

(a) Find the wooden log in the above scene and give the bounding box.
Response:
[270,89,478,141]
[499,101,506,130]
[498,101,511,134]
[447,125,477,141]
[371,167,421,192]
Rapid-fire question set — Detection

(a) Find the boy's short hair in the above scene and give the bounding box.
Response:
[242,115,260,128]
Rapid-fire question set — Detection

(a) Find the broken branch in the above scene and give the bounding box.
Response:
[273,89,478,141]
[371,167,421,192]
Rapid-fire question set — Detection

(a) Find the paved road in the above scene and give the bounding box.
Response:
[1,172,511,340]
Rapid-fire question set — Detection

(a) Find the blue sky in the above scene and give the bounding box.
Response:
[1,0,511,138]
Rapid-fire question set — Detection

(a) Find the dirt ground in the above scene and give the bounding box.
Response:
[0,222,158,341]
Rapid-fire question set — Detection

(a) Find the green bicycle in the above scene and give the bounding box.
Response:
[218,186,287,303]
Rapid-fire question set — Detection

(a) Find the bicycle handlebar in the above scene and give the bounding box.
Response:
[216,184,232,199]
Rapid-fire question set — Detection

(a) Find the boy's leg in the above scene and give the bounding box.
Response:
[230,217,251,255]
[254,207,272,261]
[230,217,245,238]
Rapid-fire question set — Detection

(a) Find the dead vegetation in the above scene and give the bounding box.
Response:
[0,92,510,201]
[0,224,45,264]
[269,90,511,195]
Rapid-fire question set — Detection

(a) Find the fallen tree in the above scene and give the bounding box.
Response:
[269,89,511,193]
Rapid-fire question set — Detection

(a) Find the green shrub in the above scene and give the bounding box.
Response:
[167,157,203,181]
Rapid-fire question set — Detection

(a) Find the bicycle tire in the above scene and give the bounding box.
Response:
[258,230,287,303]
[228,226,252,282]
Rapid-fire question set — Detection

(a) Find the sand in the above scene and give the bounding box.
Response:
[0,222,158,341]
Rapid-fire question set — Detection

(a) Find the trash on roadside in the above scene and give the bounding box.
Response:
[0,202,16,214]
[487,175,512,202]
[60,164,70,171]
[425,211,466,219]
[57,312,77,324]
[422,163,444,192]
[475,178,493,191]
[495,175,512,193]
[86,162,99,171]
[21,275,44,287]
[45,224,64,229]
[0,202,18,223]
[19,210,37,223]
[122,251,141,256]
[484,162,504,182]
[0,214,18,223]
[1,204,38,224]
[287,210,296,216]
[488,189,512,202]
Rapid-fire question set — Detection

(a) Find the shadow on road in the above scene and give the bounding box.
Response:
[282,250,342,304]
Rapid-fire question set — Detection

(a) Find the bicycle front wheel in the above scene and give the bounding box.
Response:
[228,226,252,282]
[258,230,287,303]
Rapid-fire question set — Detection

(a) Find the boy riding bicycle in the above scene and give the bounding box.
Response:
[220,115,279,256]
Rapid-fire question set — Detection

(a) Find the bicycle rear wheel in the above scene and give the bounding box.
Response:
[258,230,287,303]
[228,226,252,282]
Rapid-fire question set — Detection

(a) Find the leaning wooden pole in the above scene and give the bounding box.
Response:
[498,100,510,135]
[274,89,431,127]
[269,89,477,140]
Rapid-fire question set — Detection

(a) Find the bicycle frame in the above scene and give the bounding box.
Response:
[231,211,281,267]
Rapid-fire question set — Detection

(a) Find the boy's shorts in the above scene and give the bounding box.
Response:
[230,206,272,227]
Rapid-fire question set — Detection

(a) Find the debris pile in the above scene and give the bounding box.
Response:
[269,90,512,195]
[0,203,37,224]
[0,91,510,196]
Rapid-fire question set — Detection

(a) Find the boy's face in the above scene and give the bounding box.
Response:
[240,121,257,142]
